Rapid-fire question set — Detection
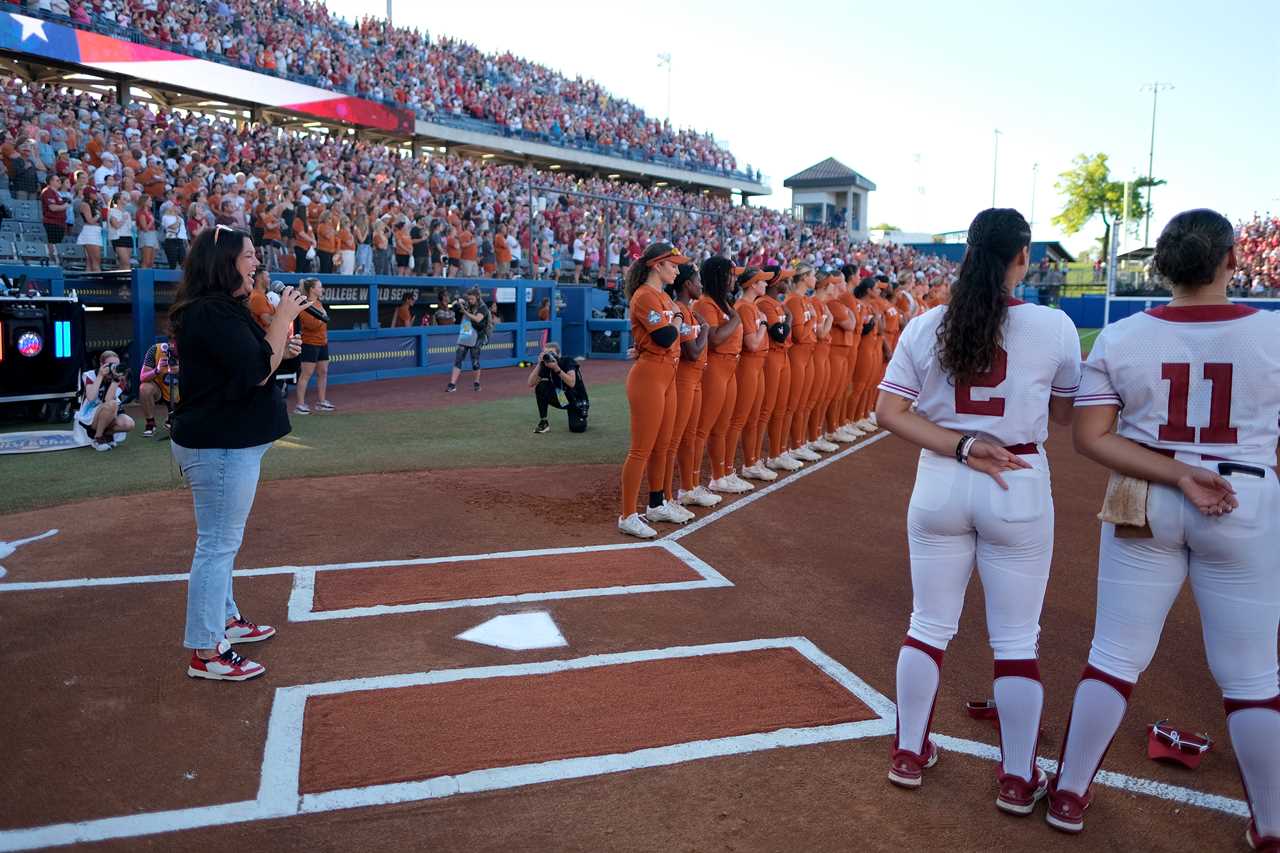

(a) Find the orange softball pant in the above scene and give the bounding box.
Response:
[758,348,791,463]
[805,344,831,442]
[619,355,677,518]
[694,352,738,482]
[851,335,881,421]
[824,346,851,434]
[841,340,861,425]
[784,343,815,451]
[668,361,705,497]
[725,353,767,472]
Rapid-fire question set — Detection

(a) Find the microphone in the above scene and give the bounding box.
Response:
[270,281,328,324]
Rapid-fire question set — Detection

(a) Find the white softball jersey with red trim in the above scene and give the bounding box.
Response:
[1076,304,1280,467]
[879,301,1082,447]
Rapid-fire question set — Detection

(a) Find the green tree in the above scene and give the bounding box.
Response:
[871,222,901,232]
[1052,153,1163,259]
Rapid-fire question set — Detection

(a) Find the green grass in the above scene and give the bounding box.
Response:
[1078,328,1100,355]
[2,382,630,514]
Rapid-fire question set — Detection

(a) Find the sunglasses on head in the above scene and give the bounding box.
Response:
[213,223,235,244]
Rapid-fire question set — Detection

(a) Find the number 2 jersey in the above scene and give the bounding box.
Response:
[1075,304,1280,466]
[879,300,1082,446]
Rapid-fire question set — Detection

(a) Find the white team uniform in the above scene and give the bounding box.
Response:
[879,300,1080,782]
[1058,303,1280,834]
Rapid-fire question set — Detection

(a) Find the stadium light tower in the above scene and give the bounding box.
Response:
[990,129,1002,208]
[1029,161,1039,233]
[386,0,392,27]
[656,52,672,122]
[1140,82,1174,247]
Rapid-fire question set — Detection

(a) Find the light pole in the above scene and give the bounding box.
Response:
[386,0,392,27]
[1140,82,1173,247]
[1029,161,1039,233]
[656,52,672,123]
[990,129,1002,208]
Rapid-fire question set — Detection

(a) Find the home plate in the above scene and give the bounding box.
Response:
[456,611,568,650]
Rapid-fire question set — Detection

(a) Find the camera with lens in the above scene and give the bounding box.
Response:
[98,362,127,401]
[541,351,558,365]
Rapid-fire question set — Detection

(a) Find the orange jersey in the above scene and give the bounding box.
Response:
[827,297,855,347]
[811,297,833,345]
[393,304,413,326]
[879,296,902,337]
[734,297,768,358]
[857,297,881,338]
[784,292,817,345]
[676,300,707,369]
[629,286,680,361]
[298,307,327,346]
[247,289,274,331]
[696,295,743,357]
[756,295,791,351]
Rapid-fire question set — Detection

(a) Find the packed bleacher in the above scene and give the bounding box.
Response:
[0,77,956,292]
[10,0,755,181]
[1231,213,1279,297]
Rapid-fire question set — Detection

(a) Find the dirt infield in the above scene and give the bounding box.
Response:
[0,425,1258,851]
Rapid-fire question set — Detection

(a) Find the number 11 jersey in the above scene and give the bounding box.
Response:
[1076,304,1280,466]
[878,299,1082,447]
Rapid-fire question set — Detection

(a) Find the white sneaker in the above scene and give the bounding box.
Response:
[727,472,755,491]
[618,513,656,538]
[793,446,822,462]
[644,502,686,524]
[768,454,803,471]
[812,439,840,452]
[856,418,876,431]
[741,462,778,481]
[841,425,867,439]
[709,476,747,494]
[868,413,878,426]
[680,486,722,507]
[666,499,696,522]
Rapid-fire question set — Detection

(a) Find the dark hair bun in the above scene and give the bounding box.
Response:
[1154,209,1234,287]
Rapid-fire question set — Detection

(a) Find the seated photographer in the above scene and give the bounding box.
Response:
[76,350,134,451]
[138,336,180,436]
[528,342,589,434]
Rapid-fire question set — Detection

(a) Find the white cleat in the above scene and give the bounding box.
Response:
[812,439,840,452]
[767,454,802,472]
[826,431,853,444]
[792,446,822,462]
[679,486,721,507]
[868,412,878,426]
[709,476,750,494]
[644,502,687,524]
[618,513,657,538]
[726,472,756,491]
[741,462,778,481]
[856,418,876,432]
[665,499,696,522]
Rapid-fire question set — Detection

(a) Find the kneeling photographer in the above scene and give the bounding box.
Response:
[76,350,134,451]
[528,342,589,434]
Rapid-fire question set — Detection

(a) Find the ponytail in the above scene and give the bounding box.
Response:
[700,256,735,315]
[626,241,677,299]
[936,208,1029,382]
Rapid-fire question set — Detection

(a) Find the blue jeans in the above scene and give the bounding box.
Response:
[171,442,271,648]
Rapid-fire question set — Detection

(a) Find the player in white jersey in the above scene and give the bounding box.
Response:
[876,209,1082,814]
[1050,209,1280,849]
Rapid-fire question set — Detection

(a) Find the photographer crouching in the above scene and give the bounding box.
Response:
[169,224,309,682]
[76,350,134,451]
[528,342,589,434]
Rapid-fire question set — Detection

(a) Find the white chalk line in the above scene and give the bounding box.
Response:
[286,539,732,622]
[666,431,892,541]
[0,636,894,851]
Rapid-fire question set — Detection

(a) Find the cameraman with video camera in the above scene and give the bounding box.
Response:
[138,335,180,436]
[528,342,589,434]
[76,350,134,451]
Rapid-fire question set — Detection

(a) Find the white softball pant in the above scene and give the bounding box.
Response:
[1087,459,1280,700]
[905,448,1054,659]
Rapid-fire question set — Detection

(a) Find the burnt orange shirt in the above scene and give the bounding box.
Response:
[827,297,855,347]
[629,285,680,361]
[676,301,707,370]
[811,297,832,346]
[393,304,413,327]
[495,235,512,264]
[339,226,356,252]
[756,295,791,351]
[460,229,478,261]
[315,222,337,254]
[292,218,315,250]
[784,292,816,345]
[446,236,461,260]
[394,228,412,255]
[299,307,328,346]
[695,295,743,357]
[858,297,882,339]
[734,297,768,358]
[248,289,274,331]
[878,295,901,337]
[261,213,282,242]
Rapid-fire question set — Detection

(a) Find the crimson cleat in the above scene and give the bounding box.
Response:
[996,766,1049,815]
[887,738,939,789]
[1045,778,1092,833]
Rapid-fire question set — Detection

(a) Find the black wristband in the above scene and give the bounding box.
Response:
[955,433,976,464]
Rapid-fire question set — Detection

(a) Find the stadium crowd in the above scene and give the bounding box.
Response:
[1231,213,1279,296]
[0,78,957,292]
[11,0,750,178]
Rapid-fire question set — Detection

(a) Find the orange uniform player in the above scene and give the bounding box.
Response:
[668,265,716,511]
[618,243,690,539]
[804,283,835,449]
[850,276,884,430]
[693,258,745,494]
[757,267,796,470]
[783,264,819,461]
[837,274,865,433]
[823,273,860,442]
[725,268,773,484]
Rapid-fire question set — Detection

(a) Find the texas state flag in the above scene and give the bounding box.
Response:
[0,12,83,64]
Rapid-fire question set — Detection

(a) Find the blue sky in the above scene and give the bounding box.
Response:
[325,0,1279,254]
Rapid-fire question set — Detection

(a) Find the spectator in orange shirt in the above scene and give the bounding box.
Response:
[459,223,478,277]
[495,225,513,278]
[393,220,413,276]
[337,214,357,275]
[391,290,417,327]
[315,209,337,274]
[294,278,334,414]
